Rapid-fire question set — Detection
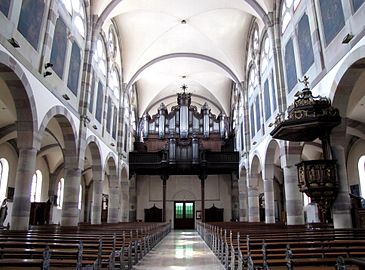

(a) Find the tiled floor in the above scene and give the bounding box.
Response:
[133,230,225,270]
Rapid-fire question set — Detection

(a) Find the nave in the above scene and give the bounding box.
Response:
[133,231,225,270]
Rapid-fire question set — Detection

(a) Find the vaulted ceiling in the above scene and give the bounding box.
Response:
[92,0,274,116]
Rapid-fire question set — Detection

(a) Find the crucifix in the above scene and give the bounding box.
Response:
[181,84,188,93]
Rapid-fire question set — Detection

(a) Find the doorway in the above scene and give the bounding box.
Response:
[174,201,195,229]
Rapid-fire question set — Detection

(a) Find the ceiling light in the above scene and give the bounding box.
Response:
[181,19,187,24]
[182,75,186,79]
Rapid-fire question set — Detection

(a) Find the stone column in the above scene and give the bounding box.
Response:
[128,175,136,222]
[61,168,82,226]
[11,148,37,230]
[231,173,239,221]
[331,145,352,228]
[108,185,119,223]
[161,175,169,222]
[120,179,130,222]
[199,174,207,222]
[238,174,248,221]
[91,179,102,224]
[264,178,275,223]
[248,173,260,222]
[282,165,304,225]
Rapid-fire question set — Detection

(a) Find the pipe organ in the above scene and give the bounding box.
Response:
[139,90,229,145]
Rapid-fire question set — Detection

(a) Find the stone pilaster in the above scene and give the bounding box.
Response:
[282,165,304,225]
[231,173,239,221]
[120,179,130,222]
[108,185,120,223]
[331,145,352,228]
[248,173,260,222]
[128,175,136,222]
[11,148,37,230]
[264,178,275,223]
[91,179,102,224]
[238,174,248,221]
[61,168,82,226]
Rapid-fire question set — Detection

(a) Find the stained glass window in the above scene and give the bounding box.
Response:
[61,0,85,37]
[18,0,45,49]
[353,0,365,12]
[264,80,271,121]
[106,97,112,133]
[94,38,107,76]
[255,97,261,132]
[250,105,255,137]
[0,0,10,17]
[50,18,67,78]
[95,82,104,123]
[284,39,297,93]
[298,14,314,74]
[319,0,345,45]
[67,42,81,96]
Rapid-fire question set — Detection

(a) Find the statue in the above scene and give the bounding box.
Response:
[0,198,8,228]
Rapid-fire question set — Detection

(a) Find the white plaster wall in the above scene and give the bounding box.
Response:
[136,174,232,227]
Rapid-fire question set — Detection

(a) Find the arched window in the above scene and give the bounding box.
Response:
[93,38,107,76]
[260,34,277,122]
[251,26,259,56]
[281,0,301,34]
[56,178,64,209]
[358,156,365,197]
[248,67,258,98]
[303,193,310,207]
[107,27,117,58]
[60,0,86,37]
[78,185,82,210]
[260,36,272,75]
[109,68,120,100]
[0,159,9,202]
[31,170,42,202]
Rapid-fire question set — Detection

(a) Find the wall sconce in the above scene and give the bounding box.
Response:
[252,141,257,145]
[342,33,354,44]
[62,94,70,100]
[110,142,115,146]
[44,63,53,69]
[8,38,20,48]
[92,124,97,130]
[43,71,52,77]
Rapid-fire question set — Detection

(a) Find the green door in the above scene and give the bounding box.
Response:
[174,201,195,229]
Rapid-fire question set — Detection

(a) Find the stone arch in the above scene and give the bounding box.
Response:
[264,139,281,180]
[0,51,37,149]
[105,153,119,223]
[84,135,104,224]
[105,153,118,186]
[329,45,365,114]
[38,106,78,168]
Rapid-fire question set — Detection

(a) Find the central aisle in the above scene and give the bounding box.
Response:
[133,230,225,270]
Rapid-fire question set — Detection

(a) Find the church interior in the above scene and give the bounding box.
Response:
[0,0,365,269]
